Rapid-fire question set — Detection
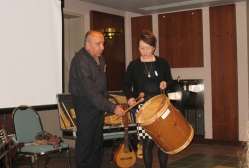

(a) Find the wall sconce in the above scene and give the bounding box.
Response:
[100,28,122,39]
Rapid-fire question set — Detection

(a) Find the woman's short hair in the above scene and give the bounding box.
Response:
[137,30,157,47]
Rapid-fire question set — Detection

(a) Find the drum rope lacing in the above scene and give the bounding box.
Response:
[160,89,165,95]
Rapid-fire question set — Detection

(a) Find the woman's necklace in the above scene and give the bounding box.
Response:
[144,62,152,78]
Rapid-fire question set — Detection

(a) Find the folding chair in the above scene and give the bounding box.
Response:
[12,105,71,168]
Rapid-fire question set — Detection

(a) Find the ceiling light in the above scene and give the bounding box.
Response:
[100,28,122,40]
[139,0,219,11]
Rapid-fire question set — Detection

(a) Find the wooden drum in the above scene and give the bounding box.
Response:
[136,94,194,154]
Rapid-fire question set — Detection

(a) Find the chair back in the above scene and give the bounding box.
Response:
[12,105,43,143]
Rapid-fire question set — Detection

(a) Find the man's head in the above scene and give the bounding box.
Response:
[84,30,105,58]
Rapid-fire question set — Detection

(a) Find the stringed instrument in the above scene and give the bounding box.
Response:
[136,140,143,159]
[113,103,136,168]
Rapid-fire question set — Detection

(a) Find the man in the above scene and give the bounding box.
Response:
[69,30,125,168]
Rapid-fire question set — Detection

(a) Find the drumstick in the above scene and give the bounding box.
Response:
[135,92,145,101]
[124,98,144,113]
[125,92,144,112]
[62,102,76,127]
[116,98,144,119]
[116,93,145,117]
[128,92,144,105]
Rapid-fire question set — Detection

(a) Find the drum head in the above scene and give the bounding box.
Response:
[136,94,170,126]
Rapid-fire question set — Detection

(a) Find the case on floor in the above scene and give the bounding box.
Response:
[56,93,137,140]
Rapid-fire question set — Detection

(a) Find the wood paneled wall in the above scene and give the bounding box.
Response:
[158,10,203,68]
[131,15,152,60]
[90,11,125,91]
[131,5,240,142]
[210,4,238,141]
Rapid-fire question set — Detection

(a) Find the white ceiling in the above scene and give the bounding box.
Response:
[79,0,247,14]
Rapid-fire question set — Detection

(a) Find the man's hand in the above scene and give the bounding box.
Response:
[114,105,125,117]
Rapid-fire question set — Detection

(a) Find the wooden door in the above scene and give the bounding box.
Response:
[131,15,152,60]
[90,11,125,91]
[210,4,238,141]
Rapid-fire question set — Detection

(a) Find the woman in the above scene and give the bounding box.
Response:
[122,30,174,168]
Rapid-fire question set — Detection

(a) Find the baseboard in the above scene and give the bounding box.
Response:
[192,137,243,147]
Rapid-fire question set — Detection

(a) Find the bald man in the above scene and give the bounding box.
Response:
[69,30,125,168]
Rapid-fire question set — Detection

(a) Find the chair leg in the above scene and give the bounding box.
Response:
[14,154,34,168]
[23,155,34,168]
[34,155,38,168]
[44,154,50,168]
[67,148,71,168]
[13,154,21,168]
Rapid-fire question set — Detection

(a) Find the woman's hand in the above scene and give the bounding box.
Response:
[128,98,136,106]
[160,81,167,90]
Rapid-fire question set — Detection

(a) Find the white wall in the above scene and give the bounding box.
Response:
[236,2,249,141]
[61,0,248,141]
